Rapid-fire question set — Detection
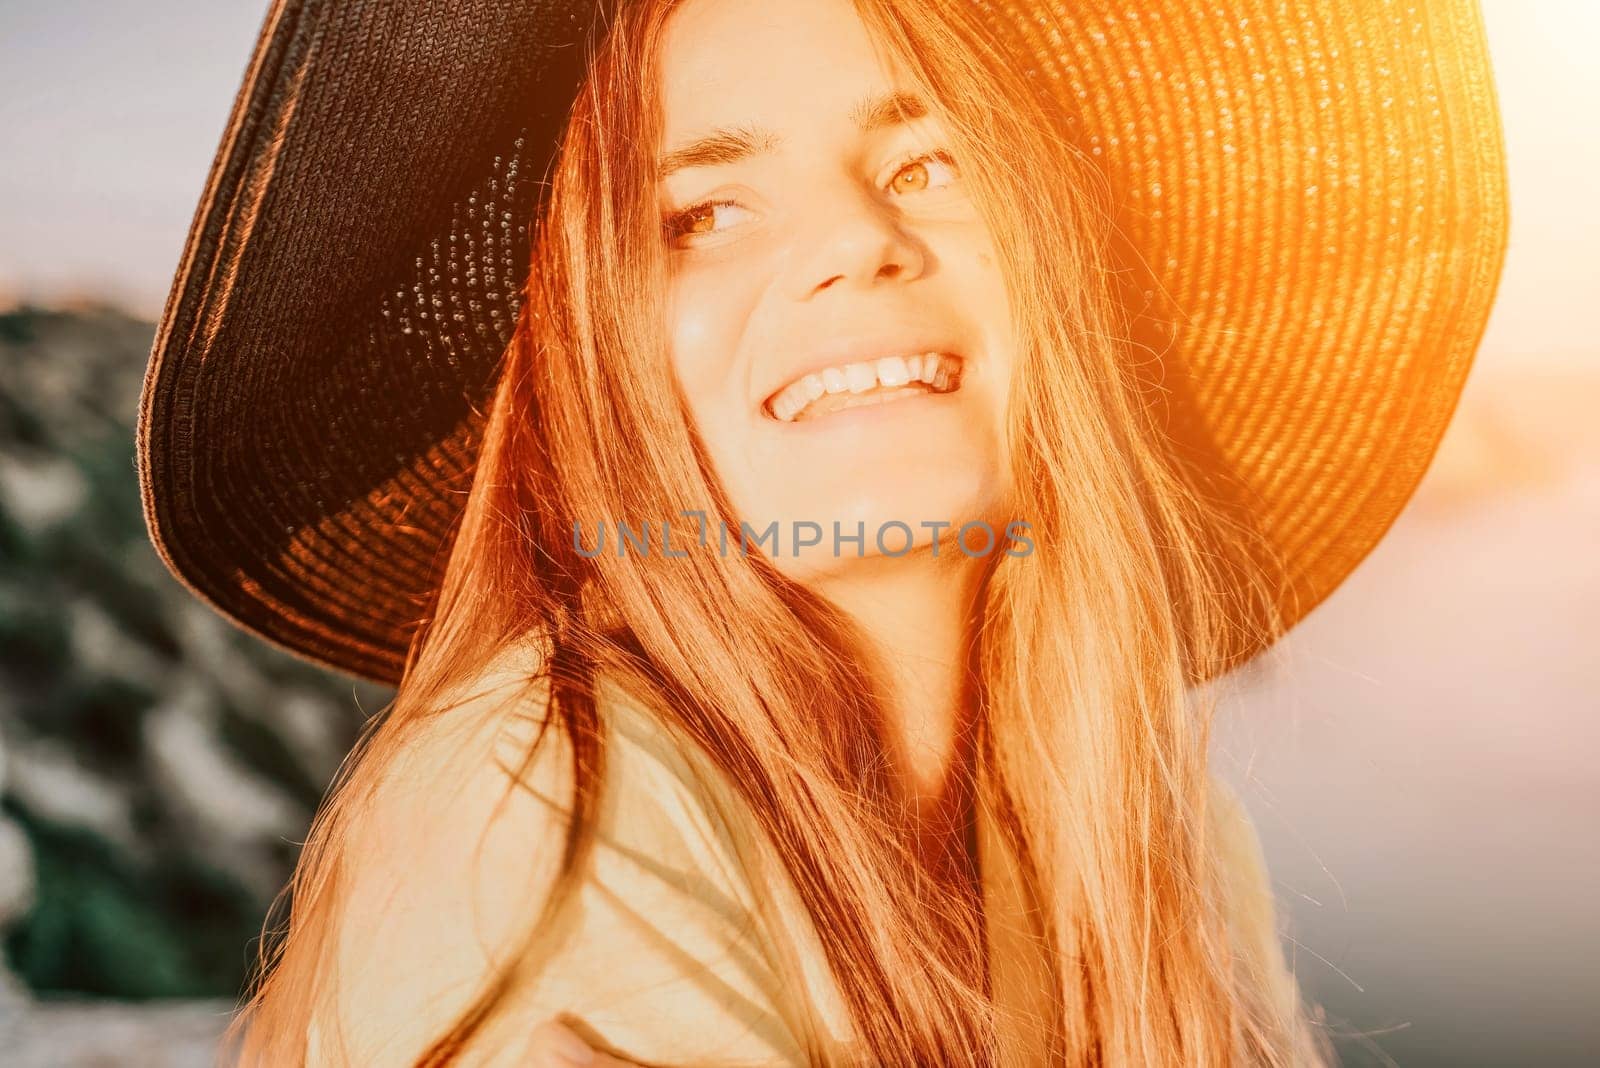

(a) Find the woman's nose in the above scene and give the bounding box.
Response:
[782,179,928,301]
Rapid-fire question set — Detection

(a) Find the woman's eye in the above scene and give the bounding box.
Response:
[662,151,960,248]
[662,198,750,245]
[888,150,960,195]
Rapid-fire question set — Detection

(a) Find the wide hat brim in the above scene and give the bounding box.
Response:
[136,0,1509,688]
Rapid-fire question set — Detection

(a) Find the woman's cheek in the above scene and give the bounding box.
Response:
[669,251,774,384]
[667,278,734,403]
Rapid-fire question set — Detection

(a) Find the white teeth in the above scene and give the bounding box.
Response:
[844,362,877,393]
[765,352,963,422]
[875,355,912,387]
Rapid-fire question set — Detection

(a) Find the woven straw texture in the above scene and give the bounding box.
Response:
[136,0,1509,686]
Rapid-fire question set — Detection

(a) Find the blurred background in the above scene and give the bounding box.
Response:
[1,1,1595,1064]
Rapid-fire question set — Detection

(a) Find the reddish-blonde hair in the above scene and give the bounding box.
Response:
[230,1,1331,1063]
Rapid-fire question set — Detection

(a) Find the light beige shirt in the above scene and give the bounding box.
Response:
[312,638,1299,1066]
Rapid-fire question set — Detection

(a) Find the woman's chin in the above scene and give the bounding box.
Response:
[734,492,1014,579]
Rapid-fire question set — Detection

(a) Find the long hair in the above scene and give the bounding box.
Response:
[228,0,1333,1063]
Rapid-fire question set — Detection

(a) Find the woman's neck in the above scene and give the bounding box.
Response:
[809,547,989,870]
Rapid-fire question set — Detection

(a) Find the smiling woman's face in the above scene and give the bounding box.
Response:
[656,0,1015,578]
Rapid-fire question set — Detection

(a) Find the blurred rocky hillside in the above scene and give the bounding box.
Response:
[0,304,391,1026]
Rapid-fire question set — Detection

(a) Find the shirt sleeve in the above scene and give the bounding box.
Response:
[504,691,816,1067]
[1208,776,1307,1032]
[304,650,812,1068]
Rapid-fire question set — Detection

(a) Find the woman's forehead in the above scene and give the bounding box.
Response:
[655,0,911,153]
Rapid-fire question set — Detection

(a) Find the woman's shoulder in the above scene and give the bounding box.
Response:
[373,635,820,1065]
[469,636,768,920]
[307,641,572,1064]
[1206,775,1306,1029]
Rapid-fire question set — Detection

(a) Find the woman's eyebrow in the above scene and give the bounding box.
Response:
[657,90,928,178]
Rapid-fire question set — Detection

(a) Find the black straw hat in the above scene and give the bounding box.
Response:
[136,0,1509,687]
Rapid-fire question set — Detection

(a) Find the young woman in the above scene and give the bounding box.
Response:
[135,0,1508,1063]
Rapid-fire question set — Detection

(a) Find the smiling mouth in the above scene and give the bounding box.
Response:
[764,353,964,423]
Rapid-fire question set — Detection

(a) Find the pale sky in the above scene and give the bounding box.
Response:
[1,0,1595,369]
